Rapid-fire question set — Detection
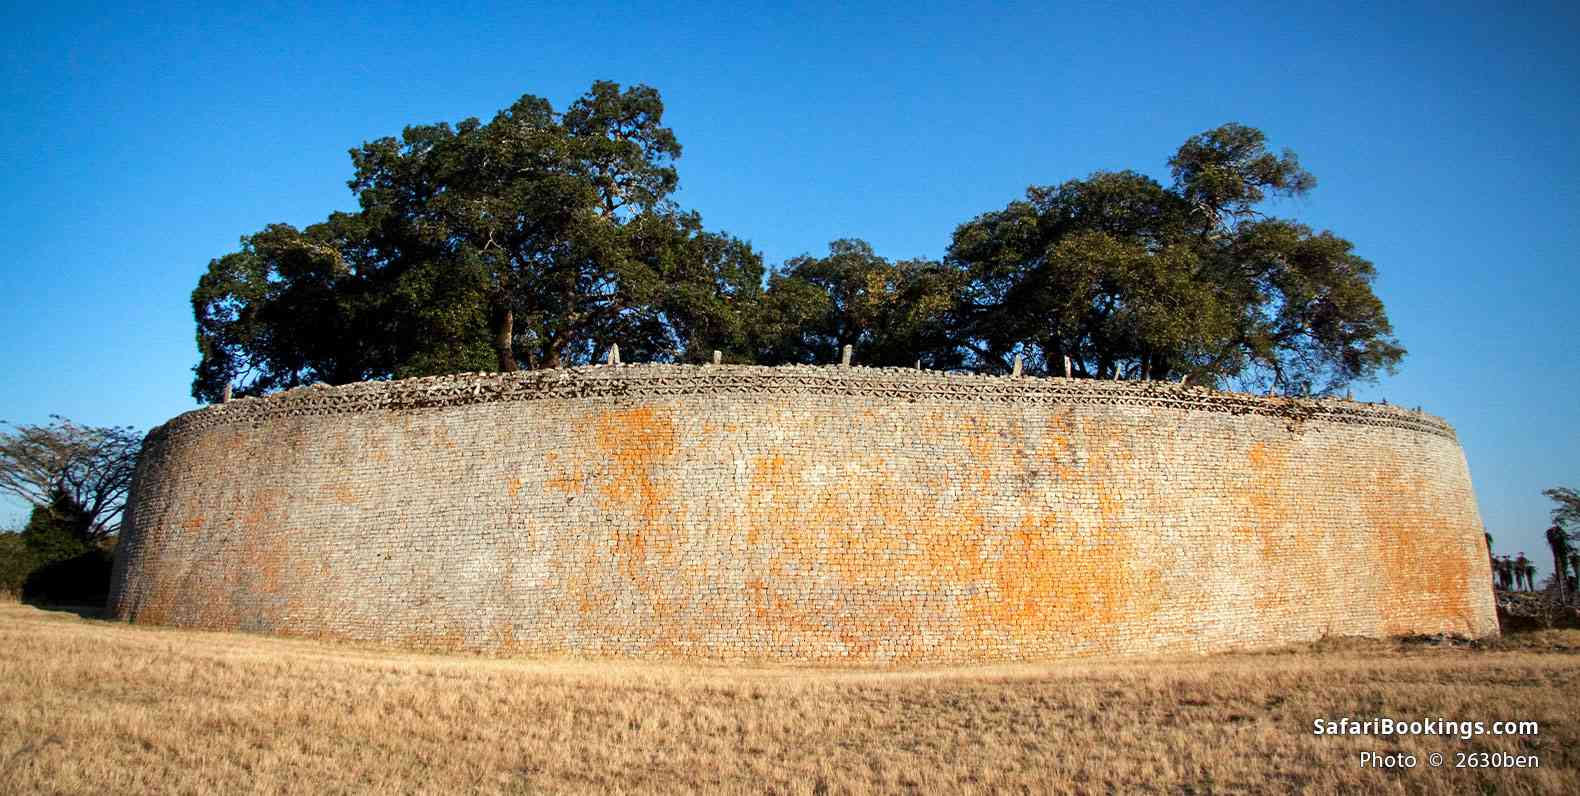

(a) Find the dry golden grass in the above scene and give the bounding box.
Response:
[1,604,1576,795]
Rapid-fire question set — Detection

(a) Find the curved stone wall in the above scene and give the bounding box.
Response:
[109,366,1496,662]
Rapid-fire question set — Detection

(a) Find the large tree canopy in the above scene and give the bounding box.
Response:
[193,105,1403,400]
[947,123,1404,393]
[192,82,763,401]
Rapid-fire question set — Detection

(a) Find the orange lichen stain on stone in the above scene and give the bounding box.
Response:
[360,426,391,463]
[969,513,1158,640]
[738,447,948,652]
[947,413,1162,644]
[547,469,583,495]
[1240,442,1290,557]
[1097,488,1125,520]
[540,451,583,495]
[746,578,769,620]
[962,417,995,483]
[233,488,290,600]
[611,528,649,580]
[1247,441,1269,468]
[239,487,281,533]
[576,407,685,623]
[591,406,678,513]
[433,424,459,450]
[837,626,880,660]
[140,484,295,634]
[487,621,534,656]
[1236,438,1330,621]
[920,521,988,582]
[745,452,793,544]
[1039,411,1082,480]
[1367,465,1473,634]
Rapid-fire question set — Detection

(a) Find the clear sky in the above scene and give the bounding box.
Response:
[1,1,1575,571]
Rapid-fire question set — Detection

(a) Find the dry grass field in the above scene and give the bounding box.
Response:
[1,601,1576,795]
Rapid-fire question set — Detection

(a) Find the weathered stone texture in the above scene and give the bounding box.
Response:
[108,365,1496,663]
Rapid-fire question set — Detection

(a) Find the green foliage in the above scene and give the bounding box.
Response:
[192,216,410,400]
[3,491,112,604]
[0,417,141,541]
[1546,487,1580,530]
[754,240,963,368]
[947,124,1404,394]
[21,490,92,561]
[1168,122,1316,228]
[0,532,34,596]
[1546,488,1578,594]
[193,105,1401,399]
[192,81,762,401]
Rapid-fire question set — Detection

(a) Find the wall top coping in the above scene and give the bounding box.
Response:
[147,365,1457,443]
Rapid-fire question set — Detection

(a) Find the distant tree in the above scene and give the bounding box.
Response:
[947,123,1404,393]
[754,240,964,368]
[19,490,93,561]
[1545,487,1578,598]
[1546,487,1580,529]
[0,532,32,596]
[0,417,140,542]
[192,81,762,401]
[14,492,112,604]
[1549,523,1573,599]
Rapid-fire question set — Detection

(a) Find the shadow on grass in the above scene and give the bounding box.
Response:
[19,601,109,621]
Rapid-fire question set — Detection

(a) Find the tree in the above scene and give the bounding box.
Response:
[1168,122,1316,232]
[0,532,32,596]
[947,124,1404,393]
[192,81,763,402]
[754,240,964,368]
[1546,486,1580,529]
[1545,487,1579,597]
[192,215,421,401]
[14,491,113,604]
[0,417,140,542]
[1548,523,1573,599]
[20,490,92,561]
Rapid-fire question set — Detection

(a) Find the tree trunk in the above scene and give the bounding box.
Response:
[491,298,517,372]
[542,333,566,369]
[1551,532,1570,602]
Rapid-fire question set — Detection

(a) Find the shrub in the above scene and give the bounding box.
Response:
[4,492,114,604]
[21,547,113,605]
[0,532,34,597]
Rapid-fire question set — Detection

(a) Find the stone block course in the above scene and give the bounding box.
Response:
[108,365,1496,663]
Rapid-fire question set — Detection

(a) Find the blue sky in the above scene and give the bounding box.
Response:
[1,1,1576,571]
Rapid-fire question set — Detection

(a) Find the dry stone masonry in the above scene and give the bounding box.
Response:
[108,365,1497,663]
